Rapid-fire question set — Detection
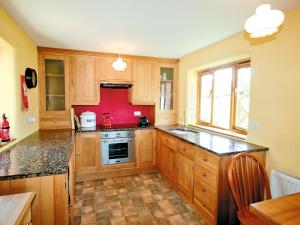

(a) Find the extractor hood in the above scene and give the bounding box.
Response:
[100,83,132,89]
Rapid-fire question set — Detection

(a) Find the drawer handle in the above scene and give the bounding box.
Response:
[201,172,206,177]
[201,187,206,192]
[200,201,206,208]
[202,157,208,161]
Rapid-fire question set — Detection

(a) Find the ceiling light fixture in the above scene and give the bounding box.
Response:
[244,4,285,38]
[112,54,127,71]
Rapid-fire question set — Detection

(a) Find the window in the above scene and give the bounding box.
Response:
[197,60,251,134]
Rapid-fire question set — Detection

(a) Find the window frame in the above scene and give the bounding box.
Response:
[197,60,251,135]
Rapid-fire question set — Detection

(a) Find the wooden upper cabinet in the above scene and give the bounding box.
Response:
[71,55,100,105]
[135,129,155,168]
[129,60,156,105]
[96,57,133,83]
[75,133,100,172]
[155,63,178,125]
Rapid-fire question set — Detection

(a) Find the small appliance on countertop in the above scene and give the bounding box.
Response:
[102,113,112,128]
[138,116,149,128]
[79,111,96,131]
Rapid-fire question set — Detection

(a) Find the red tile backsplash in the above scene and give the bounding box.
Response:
[73,88,154,125]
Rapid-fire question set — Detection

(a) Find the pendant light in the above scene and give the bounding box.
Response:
[112,54,127,71]
[244,4,285,38]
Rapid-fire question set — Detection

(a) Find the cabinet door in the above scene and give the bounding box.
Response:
[135,130,154,168]
[97,57,117,82]
[156,63,178,124]
[71,55,99,105]
[177,152,194,199]
[39,54,70,116]
[160,143,176,183]
[75,133,99,172]
[116,58,133,83]
[130,60,155,105]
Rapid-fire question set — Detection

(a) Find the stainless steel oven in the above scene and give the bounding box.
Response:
[101,130,135,165]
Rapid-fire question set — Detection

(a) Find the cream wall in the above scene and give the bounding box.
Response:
[179,7,300,177]
[0,6,38,151]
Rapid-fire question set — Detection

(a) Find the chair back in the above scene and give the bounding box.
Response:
[228,153,271,216]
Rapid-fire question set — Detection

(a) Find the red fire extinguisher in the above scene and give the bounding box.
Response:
[1,114,10,142]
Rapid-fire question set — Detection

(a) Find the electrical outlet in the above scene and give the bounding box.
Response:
[134,111,141,116]
[26,116,36,124]
[251,122,260,130]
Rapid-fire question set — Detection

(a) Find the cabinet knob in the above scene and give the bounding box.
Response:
[202,157,208,161]
[201,172,206,177]
[76,152,80,156]
[200,202,206,208]
[201,187,206,192]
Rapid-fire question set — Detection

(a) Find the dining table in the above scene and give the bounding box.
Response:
[249,192,300,225]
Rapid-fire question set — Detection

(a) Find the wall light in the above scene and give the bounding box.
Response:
[112,55,127,71]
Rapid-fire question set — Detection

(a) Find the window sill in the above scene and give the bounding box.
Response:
[190,124,247,140]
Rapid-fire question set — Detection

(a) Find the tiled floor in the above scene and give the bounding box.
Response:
[74,173,203,225]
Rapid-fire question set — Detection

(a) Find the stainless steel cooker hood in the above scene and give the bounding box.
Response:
[100,83,132,89]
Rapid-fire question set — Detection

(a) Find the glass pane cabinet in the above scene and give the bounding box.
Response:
[160,67,174,111]
[45,59,66,111]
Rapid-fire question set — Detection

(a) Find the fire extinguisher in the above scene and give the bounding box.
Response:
[1,114,10,142]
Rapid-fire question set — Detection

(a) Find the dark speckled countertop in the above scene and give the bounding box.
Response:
[0,129,74,180]
[156,125,268,156]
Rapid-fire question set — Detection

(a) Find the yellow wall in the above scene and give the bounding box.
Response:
[0,6,38,151]
[179,7,300,177]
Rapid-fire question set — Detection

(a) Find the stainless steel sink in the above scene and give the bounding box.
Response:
[169,128,198,135]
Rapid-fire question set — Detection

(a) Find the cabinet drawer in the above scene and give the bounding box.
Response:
[194,164,217,188]
[160,133,177,151]
[178,142,194,160]
[195,149,219,171]
[40,116,71,129]
[194,178,216,212]
[194,197,215,225]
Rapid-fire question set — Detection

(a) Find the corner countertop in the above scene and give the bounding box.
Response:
[155,125,268,156]
[0,129,74,181]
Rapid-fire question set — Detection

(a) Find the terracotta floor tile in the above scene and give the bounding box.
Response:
[81,213,96,224]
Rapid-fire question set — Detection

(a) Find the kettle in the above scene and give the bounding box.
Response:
[102,113,112,128]
[138,116,149,127]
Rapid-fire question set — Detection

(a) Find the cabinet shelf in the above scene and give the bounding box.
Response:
[46,73,64,78]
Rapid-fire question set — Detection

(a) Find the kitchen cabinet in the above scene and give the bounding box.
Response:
[71,55,100,105]
[129,60,156,105]
[176,143,194,200]
[38,53,71,129]
[97,57,133,83]
[75,133,100,173]
[156,130,267,225]
[0,174,69,225]
[155,63,178,124]
[135,129,155,168]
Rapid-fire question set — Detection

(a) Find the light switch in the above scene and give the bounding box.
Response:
[251,122,259,130]
[26,116,36,124]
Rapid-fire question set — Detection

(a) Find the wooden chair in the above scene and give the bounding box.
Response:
[228,153,271,225]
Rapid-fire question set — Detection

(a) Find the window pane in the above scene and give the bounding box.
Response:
[235,67,251,130]
[160,67,174,110]
[213,68,232,129]
[200,74,213,123]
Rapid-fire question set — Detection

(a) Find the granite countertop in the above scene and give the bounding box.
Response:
[156,125,268,156]
[77,124,155,132]
[0,129,74,180]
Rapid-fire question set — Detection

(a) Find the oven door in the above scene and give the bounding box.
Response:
[101,138,135,165]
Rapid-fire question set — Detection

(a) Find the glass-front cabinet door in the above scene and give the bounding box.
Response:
[156,63,178,124]
[39,54,70,115]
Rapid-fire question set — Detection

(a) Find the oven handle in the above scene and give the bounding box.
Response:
[102,138,134,143]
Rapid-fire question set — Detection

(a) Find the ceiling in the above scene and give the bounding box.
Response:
[1,0,300,58]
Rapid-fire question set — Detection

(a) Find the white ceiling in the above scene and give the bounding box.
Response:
[1,0,300,58]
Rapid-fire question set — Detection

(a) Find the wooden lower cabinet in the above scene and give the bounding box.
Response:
[156,130,266,225]
[75,132,100,173]
[176,151,194,200]
[135,129,155,168]
[0,174,68,225]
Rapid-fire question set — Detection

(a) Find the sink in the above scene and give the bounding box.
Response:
[170,128,198,135]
